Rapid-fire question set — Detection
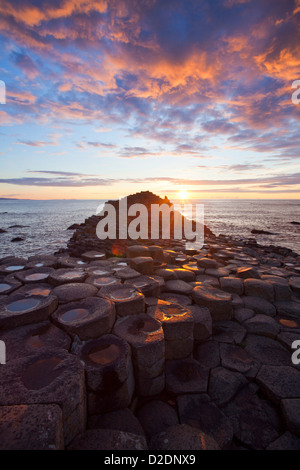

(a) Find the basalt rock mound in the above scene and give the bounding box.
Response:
[63,191,215,258]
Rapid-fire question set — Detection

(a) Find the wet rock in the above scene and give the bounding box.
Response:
[233,307,255,323]
[113,266,141,280]
[137,400,179,440]
[85,275,122,289]
[68,429,148,450]
[149,424,220,450]
[220,343,256,374]
[208,367,247,406]
[251,229,275,235]
[212,321,246,344]
[192,285,233,321]
[196,258,218,269]
[244,279,274,302]
[274,301,300,317]
[81,251,106,261]
[0,276,22,295]
[172,268,195,281]
[177,394,233,449]
[0,404,64,450]
[154,268,177,280]
[52,297,115,340]
[166,358,209,395]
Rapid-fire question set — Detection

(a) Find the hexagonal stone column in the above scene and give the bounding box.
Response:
[124,275,160,297]
[129,257,154,275]
[0,348,86,446]
[52,297,115,340]
[148,300,193,359]
[48,269,88,286]
[0,294,58,329]
[74,334,134,414]
[99,285,145,317]
[192,285,233,321]
[113,314,165,396]
[15,267,55,284]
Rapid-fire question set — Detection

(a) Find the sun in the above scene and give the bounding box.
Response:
[178,190,187,200]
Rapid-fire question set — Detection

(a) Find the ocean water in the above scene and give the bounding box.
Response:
[0,198,299,258]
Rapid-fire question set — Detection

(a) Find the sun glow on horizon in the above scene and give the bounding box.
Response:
[178,190,187,200]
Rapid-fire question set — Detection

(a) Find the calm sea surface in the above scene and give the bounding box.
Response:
[0,199,299,258]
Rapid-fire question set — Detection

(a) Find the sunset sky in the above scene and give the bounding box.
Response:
[0,0,300,200]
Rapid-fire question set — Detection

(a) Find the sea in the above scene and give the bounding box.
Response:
[0,198,299,258]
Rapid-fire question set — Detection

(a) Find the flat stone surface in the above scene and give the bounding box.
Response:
[233,307,255,323]
[137,400,179,440]
[0,404,64,450]
[159,292,192,306]
[68,429,148,450]
[0,348,86,445]
[219,277,244,295]
[244,314,281,338]
[165,280,193,295]
[275,301,300,317]
[99,284,145,317]
[124,275,160,297]
[195,341,220,369]
[212,321,246,344]
[52,283,98,304]
[244,279,274,302]
[166,358,209,395]
[149,424,220,450]
[208,367,247,406]
[1,320,71,362]
[220,343,256,374]
[177,394,233,449]
[244,335,293,367]
[256,366,300,403]
[243,296,276,317]
[223,385,279,449]
[52,296,115,340]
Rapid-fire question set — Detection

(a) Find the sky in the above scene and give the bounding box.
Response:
[0,0,300,200]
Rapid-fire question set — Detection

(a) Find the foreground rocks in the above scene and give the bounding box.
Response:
[0,191,299,450]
